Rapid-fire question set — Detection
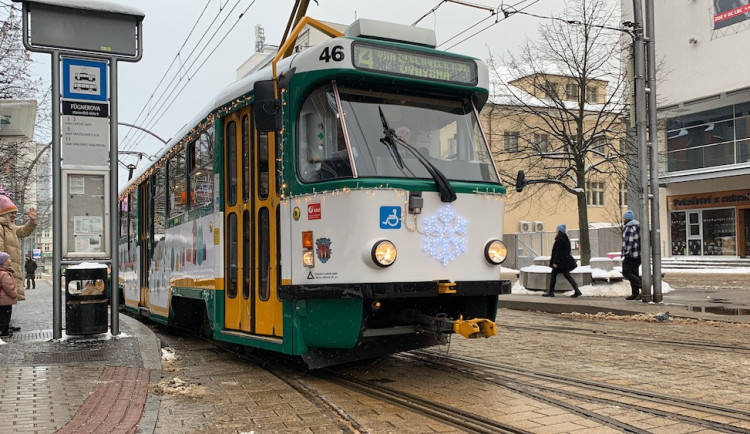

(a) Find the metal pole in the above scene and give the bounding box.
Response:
[645,0,663,302]
[110,58,120,335]
[632,0,652,301]
[52,51,62,339]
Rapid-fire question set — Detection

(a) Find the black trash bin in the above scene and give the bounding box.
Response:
[65,263,109,335]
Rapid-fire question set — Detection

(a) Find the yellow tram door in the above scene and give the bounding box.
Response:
[223,106,282,338]
[252,128,281,338]
[224,111,253,332]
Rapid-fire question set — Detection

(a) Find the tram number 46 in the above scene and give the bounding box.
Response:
[319,45,345,63]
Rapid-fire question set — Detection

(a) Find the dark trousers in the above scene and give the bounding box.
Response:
[26,274,35,289]
[0,305,12,335]
[550,269,579,292]
[622,256,642,295]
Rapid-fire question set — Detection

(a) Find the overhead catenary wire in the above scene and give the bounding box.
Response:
[438,0,541,51]
[122,0,248,152]
[126,0,256,153]
[121,0,257,156]
[131,0,258,142]
[120,0,213,149]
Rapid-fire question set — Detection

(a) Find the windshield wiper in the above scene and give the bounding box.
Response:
[378,107,406,170]
[378,106,457,203]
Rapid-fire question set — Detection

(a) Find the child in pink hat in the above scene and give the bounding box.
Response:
[0,251,18,338]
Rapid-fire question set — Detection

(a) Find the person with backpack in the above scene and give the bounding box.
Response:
[0,251,18,338]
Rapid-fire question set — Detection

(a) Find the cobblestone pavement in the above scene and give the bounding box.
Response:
[149,300,750,433]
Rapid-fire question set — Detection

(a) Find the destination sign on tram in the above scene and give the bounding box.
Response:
[352,42,477,85]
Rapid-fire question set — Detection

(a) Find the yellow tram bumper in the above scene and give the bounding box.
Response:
[452,316,497,339]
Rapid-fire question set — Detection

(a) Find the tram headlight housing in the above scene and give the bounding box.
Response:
[371,240,397,267]
[484,239,507,265]
[302,231,314,267]
[302,250,315,267]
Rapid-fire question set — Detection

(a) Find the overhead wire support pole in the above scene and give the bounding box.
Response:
[52,50,62,339]
[632,0,652,302]
[110,57,120,335]
[645,0,663,303]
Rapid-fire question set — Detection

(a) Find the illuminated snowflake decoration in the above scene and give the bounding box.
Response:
[422,205,468,266]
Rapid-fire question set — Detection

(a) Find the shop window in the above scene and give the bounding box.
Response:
[670,212,686,256]
[702,208,736,255]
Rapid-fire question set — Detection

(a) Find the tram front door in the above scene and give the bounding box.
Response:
[223,107,281,337]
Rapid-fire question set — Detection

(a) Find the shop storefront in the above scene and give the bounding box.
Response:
[668,189,750,257]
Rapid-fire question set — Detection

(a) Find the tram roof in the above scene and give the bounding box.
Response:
[121,34,488,194]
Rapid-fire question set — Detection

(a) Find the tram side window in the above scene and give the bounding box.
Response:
[168,151,187,219]
[226,121,238,206]
[297,88,351,182]
[120,197,128,239]
[259,132,269,199]
[189,128,215,209]
[129,192,138,242]
[241,116,250,203]
[153,167,167,244]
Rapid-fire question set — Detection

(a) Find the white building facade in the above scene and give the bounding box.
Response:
[651,0,750,258]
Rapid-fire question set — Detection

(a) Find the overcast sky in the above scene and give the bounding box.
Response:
[28,0,559,187]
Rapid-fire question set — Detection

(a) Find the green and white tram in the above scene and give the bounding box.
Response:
[118,17,511,367]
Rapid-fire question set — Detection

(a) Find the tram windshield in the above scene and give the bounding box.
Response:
[296,84,499,184]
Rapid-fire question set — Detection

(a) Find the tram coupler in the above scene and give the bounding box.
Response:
[452,315,497,339]
[416,313,497,339]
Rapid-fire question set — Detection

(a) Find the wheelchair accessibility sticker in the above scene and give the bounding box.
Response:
[379,206,401,229]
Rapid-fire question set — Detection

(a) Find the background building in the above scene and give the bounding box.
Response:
[650,0,750,258]
[484,73,628,236]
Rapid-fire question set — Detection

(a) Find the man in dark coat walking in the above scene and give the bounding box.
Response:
[25,256,37,289]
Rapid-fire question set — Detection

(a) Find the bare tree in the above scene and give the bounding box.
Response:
[0,4,51,219]
[487,0,633,265]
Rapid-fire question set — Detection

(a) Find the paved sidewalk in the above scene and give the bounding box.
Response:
[499,272,750,323]
[0,279,161,434]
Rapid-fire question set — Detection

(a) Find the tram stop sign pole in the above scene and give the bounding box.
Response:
[15,0,144,339]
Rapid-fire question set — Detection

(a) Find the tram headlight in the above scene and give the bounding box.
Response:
[371,240,397,267]
[484,240,507,265]
[302,250,315,267]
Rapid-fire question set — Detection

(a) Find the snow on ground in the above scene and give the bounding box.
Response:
[507,264,670,298]
[504,255,749,298]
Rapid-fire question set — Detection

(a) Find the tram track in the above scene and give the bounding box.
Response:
[503,322,750,354]
[313,368,532,434]
[142,312,750,432]
[186,336,528,434]
[409,350,750,433]
[241,347,531,434]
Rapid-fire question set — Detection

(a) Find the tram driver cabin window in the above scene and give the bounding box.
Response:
[297,88,351,182]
